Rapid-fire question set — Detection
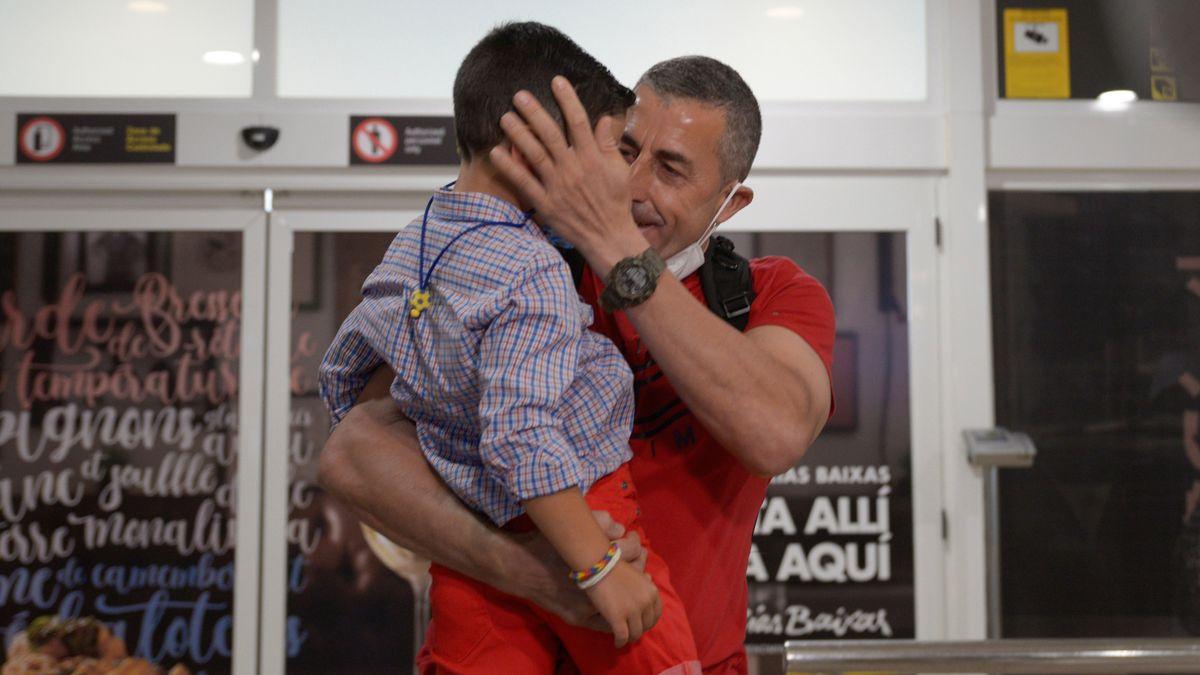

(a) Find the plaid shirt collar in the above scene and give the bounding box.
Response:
[431,185,531,227]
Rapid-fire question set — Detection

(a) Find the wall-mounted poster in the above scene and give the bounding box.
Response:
[734,232,916,649]
[0,231,242,674]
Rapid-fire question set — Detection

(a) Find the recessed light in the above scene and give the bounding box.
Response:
[1096,89,1137,110]
[127,0,168,12]
[203,51,246,66]
[766,5,805,19]
[1098,89,1137,104]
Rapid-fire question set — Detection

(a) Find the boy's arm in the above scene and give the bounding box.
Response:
[477,255,660,644]
[317,301,387,429]
[523,489,662,647]
[476,253,591,511]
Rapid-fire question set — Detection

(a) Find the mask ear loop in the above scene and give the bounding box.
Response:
[702,180,743,242]
[663,181,745,280]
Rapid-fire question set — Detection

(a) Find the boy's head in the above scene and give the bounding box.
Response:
[453,22,635,162]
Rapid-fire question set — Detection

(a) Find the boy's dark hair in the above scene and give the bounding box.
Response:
[453,22,635,161]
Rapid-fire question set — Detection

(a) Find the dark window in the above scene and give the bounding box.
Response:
[990,191,1200,637]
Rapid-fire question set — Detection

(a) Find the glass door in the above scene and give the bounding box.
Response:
[257,176,944,673]
[0,193,267,675]
[719,175,943,661]
[989,190,1200,637]
[261,197,428,675]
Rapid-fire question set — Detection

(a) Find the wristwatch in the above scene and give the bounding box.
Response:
[599,247,666,312]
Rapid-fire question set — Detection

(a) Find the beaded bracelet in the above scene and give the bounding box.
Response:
[577,546,622,591]
[569,543,621,589]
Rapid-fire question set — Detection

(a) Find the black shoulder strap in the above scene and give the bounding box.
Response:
[557,246,587,290]
[699,235,756,331]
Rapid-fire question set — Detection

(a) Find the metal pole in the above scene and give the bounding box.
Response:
[785,638,1200,673]
[985,466,1002,639]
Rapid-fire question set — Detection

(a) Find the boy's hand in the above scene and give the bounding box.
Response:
[584,560,663,648]
[495,511,645,631]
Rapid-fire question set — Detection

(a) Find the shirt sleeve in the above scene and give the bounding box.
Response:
[745,256,837,408]
[318,299,387,431]
[477,253,585,502]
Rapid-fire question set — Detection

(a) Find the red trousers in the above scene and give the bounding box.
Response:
[417,464,700,674]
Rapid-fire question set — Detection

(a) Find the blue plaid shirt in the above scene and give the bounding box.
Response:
[319,187,634,526]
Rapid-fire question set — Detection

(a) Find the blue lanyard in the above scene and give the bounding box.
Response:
[410,183,532,318]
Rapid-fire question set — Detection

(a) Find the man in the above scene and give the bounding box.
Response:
[320,55,835,674]
[319,23,698,672]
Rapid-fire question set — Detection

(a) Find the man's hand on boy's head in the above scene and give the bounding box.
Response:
[490,76,649,278]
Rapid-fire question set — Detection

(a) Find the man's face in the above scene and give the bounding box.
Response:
[619,85,737,259]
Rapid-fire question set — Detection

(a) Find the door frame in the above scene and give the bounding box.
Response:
[728,174,946,641]
[259,196,425,675]
[0,192,268,675]
[256,174,947,672]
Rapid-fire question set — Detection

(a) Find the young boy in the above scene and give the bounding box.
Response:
[318,22,699,675]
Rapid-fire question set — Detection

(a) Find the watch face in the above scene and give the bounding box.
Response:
[617,264,650,295]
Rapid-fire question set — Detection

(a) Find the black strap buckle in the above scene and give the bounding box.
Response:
[721,292,752,319]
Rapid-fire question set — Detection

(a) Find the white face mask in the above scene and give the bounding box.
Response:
[664,181,742,279]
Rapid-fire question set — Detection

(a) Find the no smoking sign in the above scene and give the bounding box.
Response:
[18,116,66,162]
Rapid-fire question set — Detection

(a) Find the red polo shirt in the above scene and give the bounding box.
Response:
[579,256,836,673]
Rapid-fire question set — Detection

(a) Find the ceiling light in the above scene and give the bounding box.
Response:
[1096,89,1137,110]
[1097,89,1137,104]
[766,5,805,19]
[127,0,168,12]
[203,51,246,66]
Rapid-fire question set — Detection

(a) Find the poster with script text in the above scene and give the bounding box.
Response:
[1,231,243,674]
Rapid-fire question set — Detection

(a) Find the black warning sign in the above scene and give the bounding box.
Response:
[16,114,176,164]
[349,116,457,166]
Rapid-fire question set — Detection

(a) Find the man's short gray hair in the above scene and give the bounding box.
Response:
[636,56,762,183]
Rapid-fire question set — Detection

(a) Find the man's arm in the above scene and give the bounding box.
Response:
[624,277,831,476]
[319,394,496,577]
[317,370,643,629]
[490,77,830,475]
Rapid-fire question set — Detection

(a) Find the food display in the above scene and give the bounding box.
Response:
[1,617,189,675]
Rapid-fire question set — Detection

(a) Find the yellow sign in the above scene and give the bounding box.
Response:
[1152,74,1178,101]
[1004,8,1070,99]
